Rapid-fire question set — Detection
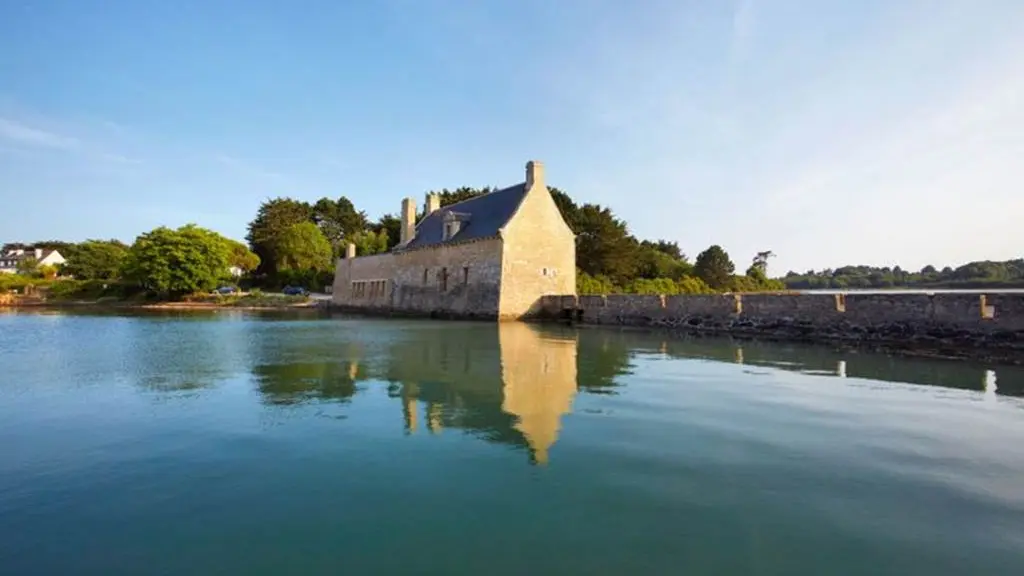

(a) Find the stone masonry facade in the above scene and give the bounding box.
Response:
[331,161,576,320]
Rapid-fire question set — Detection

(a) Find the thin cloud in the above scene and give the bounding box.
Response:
[0,117,80,150]
[0,115,143,166]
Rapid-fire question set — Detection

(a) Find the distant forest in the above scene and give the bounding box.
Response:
[782,260,1024,290]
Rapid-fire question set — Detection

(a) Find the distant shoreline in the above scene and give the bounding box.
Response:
[0,297,328,312]
[795,288,1024,295]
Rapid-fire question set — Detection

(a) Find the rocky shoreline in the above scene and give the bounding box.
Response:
[554,313,1024,365]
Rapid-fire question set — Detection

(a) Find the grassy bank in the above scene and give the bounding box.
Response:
[2,278,316,310]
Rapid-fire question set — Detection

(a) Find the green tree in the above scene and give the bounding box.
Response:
[351,229,389,256]
[577,271,618,295]
[246,198,314,275]
[549,188,578,226]
[649,240,684,261]
[750,250,775,275]
[574,204,638,285]
[637,241,693,280]
[694,245,735,290]
[626,277,680,295]
[782,258,1024,290]
[62,239,129,280]
[223,238,260,274]
[38,264,59,280]
[313,196,368,249]
[677,276,713,294]
[122,225,231,298]
[16,257,38,276]
[373,214,402,250]
[434,187,490,207]
[274,222,333,272]
[29,240,74,252]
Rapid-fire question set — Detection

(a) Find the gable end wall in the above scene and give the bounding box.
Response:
[498,185,576,319]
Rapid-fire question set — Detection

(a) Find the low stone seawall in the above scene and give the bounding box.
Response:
[538,292,1024,362]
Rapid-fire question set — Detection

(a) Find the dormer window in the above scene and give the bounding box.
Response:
[444,220,461,241]
[442,211,470,242]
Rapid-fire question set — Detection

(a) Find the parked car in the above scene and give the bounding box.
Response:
[215,286,238,294]
[282,285,308,296]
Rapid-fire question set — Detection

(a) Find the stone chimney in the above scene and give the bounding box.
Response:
[526,160,544,190]
[400,197,416,245]
[345,243,356,259]
[34,248,43,259]
[425,193,441,216]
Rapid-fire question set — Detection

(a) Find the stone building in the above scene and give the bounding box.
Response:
[332,161,576,319]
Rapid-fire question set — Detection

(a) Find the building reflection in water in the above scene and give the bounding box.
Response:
[244,316,1022,465]
[499,323,578,464]
[388,323,580,465]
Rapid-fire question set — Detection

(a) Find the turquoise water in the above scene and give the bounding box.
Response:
[1,310,1023,575]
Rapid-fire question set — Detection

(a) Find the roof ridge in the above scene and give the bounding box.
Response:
[430,182,525,211]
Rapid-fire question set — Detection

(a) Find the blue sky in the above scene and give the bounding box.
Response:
[1,0,1021,275]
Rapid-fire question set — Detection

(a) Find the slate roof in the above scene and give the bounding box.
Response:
[402,183,528,250]
[1,249,56,262]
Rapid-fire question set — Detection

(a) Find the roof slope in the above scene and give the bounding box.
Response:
[402,183,528,250]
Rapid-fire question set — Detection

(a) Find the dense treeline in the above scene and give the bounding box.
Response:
[2,229,261,300]
[4,186,785,298]
[8,184,1021,300]
[783,260,1024,289]
[243,186,785,295]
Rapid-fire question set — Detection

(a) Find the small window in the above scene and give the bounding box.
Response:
[440,268,448,292]
[423,269,429,284]
[463,267,469,285]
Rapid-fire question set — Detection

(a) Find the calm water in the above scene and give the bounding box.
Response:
[2,310,1023,575]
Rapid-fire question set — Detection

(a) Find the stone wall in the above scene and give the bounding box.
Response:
[538,292,1024,360]
[499,177,577,319]
[332,238,504,318]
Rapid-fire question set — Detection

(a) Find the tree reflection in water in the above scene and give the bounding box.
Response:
[244,317,1024,464]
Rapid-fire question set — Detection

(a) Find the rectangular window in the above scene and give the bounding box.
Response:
[463,267,469,285]
[440,268,448,292]
[423,269,429,284]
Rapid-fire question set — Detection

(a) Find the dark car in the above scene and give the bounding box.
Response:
[282,286,308,296]
[216,286,238,294]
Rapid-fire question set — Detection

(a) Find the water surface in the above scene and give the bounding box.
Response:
[1,310,1023,575]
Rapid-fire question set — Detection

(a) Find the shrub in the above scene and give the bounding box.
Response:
[0,274,45,293]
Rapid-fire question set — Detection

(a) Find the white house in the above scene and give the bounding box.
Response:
[0,248,66,274]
